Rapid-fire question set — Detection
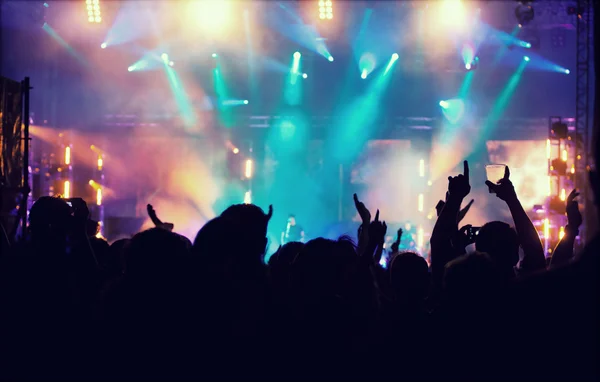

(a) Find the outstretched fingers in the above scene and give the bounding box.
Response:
[485,180,498,193]
[567,189,580,203]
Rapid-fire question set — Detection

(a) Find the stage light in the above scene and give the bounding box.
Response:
[439,100,449,109]
[243,100,249,104]
[466,56,479,71]
[96,188,102,206]
[294,51,301,59]
[97,156,103,170]
[233,147,239,154]
[559,226,565,240]
[328,56,334,62]
[524,56,530,61]
[186,1,233,34]
[63,180,71,199]
[419,159,425,177]
[86,0,102,23]
[302,73,308,79]
[361,69,368,79]
[417,226,424,250]
[169,61,174,67]
[565,69,570,74]
[100,42,107,49]
[43,2,49,7]
[127,66,134,72]
[318,0,333,20]
[212,53,218,58]
[418,194,424,212]
[543,218,550,239]
[520,41,532,48]
[243,190,252,205]
[161,53,169,61]
[245,159,253,179]
[65,146,71,165]
[391,53,399,60]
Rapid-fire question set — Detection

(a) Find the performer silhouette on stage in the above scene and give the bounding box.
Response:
[281,214,304,244]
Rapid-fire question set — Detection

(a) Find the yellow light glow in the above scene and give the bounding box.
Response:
[64,180,71,198]
[418,193,424,212]
[562,149,568,162]
[439,0,468,33]
[560,188,566,201]
[559,226,565,240]
[96,188,102,206]
[547,177,552,197]
[417,226,424,250]
[65,146,71,165]
[571,165,575,174]
[89,180,95,186]
[419,159,425,177]
[243,190,252,204]
[97,155,103,170]
[233,147,239,154]
[245,159,253,179]
[544,218,550,240]
[186,1,232,34]
[546,139,551,159]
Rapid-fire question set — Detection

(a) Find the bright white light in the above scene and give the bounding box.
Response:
[391,53,399,60]
[169,61,174,67]
[127,66,134,72]
[524,56,530,61]
[243,100,249,105]
[294,51,301,59]
[438,0,468,33]
[465,63,471,70]
[565,69,570,74]
[161,53,168,61]
[328,56,334,62]
[439,100,449,109]
[186,1,233,34]
[100,42,107,49]
[302,73,308,79]
[361,69,367,79]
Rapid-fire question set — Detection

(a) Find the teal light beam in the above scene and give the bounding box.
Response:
[163,60,197,129]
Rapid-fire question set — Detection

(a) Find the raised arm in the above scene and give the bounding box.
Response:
[550,189,582,268]
[430,161,471,287]
[485,166,546,273]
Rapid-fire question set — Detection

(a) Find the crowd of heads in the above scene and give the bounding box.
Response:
[0,151,598,379]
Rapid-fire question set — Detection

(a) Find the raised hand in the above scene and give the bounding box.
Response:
[147,204,174,231]
[391,228,402,253]
[485,166,517,202]
[353,193,371,224]
[448,160,471,199]
[369,210,387,264]
[369,210,387,243]
[566,189,582,228]
[457,199,475,223]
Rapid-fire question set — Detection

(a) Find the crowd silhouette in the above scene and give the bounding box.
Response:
[0,152,598,379]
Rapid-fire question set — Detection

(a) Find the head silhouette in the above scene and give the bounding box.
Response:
[125,228,190,281]
[389,251,429,305]
[475,221,519,276]
[220,204,271,263]
[443,251,500,306]
[28,196,72,247]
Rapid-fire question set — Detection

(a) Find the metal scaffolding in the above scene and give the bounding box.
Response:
[574,0,593,243]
